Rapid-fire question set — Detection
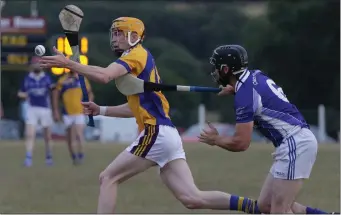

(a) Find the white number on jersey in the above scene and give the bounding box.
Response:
[266,79,289,102]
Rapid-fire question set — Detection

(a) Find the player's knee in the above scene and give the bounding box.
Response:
[99,173,115,188]
[271,195,291,213]
[99,170,122,186]
[25,131,35,140]
[177,191,205,209]
[43,130,51,140]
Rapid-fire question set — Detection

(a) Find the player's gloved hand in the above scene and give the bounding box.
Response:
[198,121,219,146]
[40,46,68,69]
[217,85,235,96]
[82,101,100,116]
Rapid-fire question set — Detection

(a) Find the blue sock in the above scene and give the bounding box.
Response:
[306,206,329,214]
[71,153,77,160]
[229,195,261,214]
[26,151,32,159]
[78,152,84,159]
[46,151,52,160]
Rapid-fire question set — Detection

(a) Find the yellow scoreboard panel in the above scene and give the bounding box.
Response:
[51,35,89,75]
[1,34,46,71]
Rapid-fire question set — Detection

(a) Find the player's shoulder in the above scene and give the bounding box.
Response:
[235,70,253,93]
[234,69,268,99]
[250,69,276,92]
[25,72,34,79]
[121,44,147,58]
[251,69,268,81]
[23,75,30,82]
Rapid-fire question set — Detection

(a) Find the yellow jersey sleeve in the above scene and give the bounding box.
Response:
[114,44,147,77]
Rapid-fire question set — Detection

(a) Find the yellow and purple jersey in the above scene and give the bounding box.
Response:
[55,73,91,115]
[115,44,173,132]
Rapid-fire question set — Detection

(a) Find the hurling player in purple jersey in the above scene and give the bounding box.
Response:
[199,45,338,214]
[18,57,55,167]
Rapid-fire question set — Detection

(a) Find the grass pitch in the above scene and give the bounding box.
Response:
[0,141,339,213]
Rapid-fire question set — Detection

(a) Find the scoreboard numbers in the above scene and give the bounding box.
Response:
[1,16,47,71]
[51,36,89,75]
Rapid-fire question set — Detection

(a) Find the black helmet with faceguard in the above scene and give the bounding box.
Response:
[209,45,248,86]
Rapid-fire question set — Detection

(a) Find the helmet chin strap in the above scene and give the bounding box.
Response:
[233,68,247,85]
[232,68,246,75]
[217,68,247,87]
[127,31,140,46]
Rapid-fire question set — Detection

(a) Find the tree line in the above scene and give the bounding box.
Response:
[1,0,339,138]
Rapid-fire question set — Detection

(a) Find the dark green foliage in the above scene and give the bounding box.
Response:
[1,1,339,136]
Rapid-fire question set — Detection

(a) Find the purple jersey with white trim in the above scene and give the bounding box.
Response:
[234,70,309,147]
[20,72,53,108]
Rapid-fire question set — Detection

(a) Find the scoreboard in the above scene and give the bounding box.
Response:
[51,35,89,75]
[1,16,47,71]
[1,34,47,71]
[0,16,89,75]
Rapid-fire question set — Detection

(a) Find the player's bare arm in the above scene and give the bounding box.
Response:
[48,83,55,109]
[18,76,29,99]
[40,47,128,84]
[67,60,128,84]
[214,122,253,151]
[88,91,94,102]
[104,103,133,117]
[51,88,61,121]
[82,102,133,118]
[17,91,28,99]
[198,121,253,152]
[87,85,95,102]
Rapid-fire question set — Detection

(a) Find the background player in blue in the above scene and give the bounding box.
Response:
[199,45,338,214]
[17,57,55,167]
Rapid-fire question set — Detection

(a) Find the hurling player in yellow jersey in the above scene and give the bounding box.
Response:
[40,17,260,214]
[52,71,93,165]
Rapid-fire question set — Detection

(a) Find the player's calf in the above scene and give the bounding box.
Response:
[66,126,78,164]
[24,124,36,167]
[43,127,53,166]
[160,159,261,213]
[97,150,155,213]
[74,124,85,163]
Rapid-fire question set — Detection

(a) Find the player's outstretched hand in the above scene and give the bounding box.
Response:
[82,101,100,116]
[198,121,219,146]
[40,46,68,69]
[218,85,235,96]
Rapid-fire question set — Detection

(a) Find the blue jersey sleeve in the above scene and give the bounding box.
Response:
[46,74,55,89]
[234,83,255,123]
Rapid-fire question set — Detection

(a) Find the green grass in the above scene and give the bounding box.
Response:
[0,141,339,213]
